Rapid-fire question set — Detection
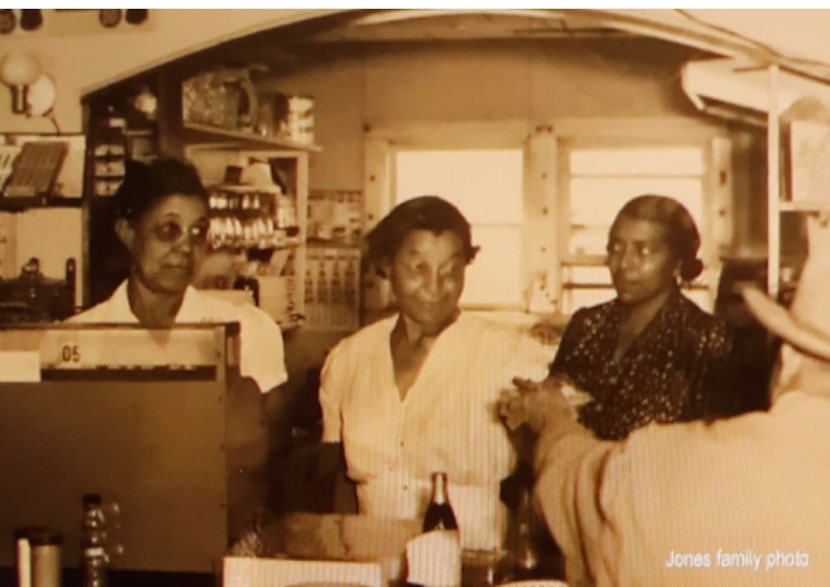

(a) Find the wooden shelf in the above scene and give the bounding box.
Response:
[779,200,830,212]
[306,239,361,249]
[183,122,321,152]
[0,196,83,212]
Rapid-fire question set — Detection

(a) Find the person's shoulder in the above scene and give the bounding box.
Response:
[330,315,395,355]
[67,303,104,323]
[677,293,733,341]
[66,283,126,323]
[189,288,282,336]
[567,299,615,328]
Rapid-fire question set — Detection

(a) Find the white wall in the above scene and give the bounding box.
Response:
[270,39,715,189]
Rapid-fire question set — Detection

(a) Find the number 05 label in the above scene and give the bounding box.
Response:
[60,344,81,364]
[39,332,84,369]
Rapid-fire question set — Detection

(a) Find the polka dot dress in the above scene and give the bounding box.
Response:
[550,289,734,441]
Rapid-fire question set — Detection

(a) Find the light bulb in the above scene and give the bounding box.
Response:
[0,52,42,115]
[0,52,41,86]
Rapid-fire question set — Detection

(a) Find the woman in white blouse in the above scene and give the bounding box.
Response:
[319,196,549,550]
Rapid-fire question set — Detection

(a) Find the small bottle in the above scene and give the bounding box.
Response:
[509,487,566,581]
[420,472,461,587]
[81,494,108,587]
[512,487,542,579]
[423,472,458,532]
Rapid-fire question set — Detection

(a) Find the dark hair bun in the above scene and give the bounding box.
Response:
[680,258,704,281]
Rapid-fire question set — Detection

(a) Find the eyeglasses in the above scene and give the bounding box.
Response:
[151,220,210,245]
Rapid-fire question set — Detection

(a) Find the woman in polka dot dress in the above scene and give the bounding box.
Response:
[549,194,736,441]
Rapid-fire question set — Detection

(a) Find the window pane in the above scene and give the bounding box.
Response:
[569,177,704,255]
[461,226,522,308]
[395,149,524,307]
[396,150,524,224]
[564,265,610,284]
[570,147,704,176]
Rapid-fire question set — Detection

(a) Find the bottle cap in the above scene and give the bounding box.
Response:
[83,493,102,506]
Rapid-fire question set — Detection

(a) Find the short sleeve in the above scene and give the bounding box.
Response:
[238,305,287,393]
[319,343,345,443]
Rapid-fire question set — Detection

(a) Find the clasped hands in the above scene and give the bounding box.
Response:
[497,375,581,434]
[497,376,590,468]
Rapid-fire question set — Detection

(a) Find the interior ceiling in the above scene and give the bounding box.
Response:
[285,9,830,82]
[192,9,717,78]
[300,11,637,42]
[165,9,830,97]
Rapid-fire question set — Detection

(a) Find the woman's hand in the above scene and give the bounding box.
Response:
[528,320,563,347]
[498,376,579,434]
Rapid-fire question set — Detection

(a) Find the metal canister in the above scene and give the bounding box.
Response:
[29,529,62,587]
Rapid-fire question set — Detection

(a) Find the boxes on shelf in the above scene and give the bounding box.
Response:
[256,93,316,145]
[304,245,360,330]
[307,189,362,245]
[258,247,299,329]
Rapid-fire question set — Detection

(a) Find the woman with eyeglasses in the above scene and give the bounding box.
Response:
[69,158,287,540]
[70,157,287,394]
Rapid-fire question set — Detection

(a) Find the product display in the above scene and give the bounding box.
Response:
[303,245,360,330]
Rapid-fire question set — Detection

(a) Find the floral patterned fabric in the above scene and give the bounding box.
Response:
[550,289,735,440]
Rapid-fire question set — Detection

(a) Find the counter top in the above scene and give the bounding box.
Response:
[224,514,565,587]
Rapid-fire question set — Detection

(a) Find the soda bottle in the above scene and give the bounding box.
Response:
[422,472,458,532]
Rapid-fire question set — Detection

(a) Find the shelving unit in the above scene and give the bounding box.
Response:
[0,196,83,212]
[185,132,318,330]
[766,64,829,301]
[82,67,331,330]
[183,122,322,153]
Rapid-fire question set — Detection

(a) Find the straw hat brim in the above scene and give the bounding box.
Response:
[741,285,830,361]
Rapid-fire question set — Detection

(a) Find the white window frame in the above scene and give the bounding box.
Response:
[552,119,732,315]
[363,120,537,313]
[362,117,733,320]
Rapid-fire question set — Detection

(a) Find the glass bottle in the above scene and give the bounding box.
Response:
[418,472,461,587]
[81,494,108,587]
[512,487,542,579]
[509,487,566,581]
[423,472,458,532]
